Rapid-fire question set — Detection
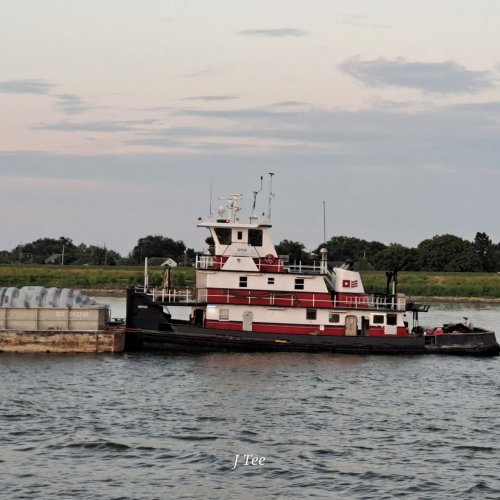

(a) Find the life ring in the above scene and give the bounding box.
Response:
[264,254,275,264]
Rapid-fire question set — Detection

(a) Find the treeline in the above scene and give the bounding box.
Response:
[0,236,194,266]
[2,232,500,272]
[277,232,500,272]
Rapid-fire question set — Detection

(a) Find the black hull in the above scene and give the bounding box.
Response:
[125,326,500,357]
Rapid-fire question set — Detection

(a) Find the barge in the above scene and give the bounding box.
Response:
[125,180,499,357]
[0,286,124,353]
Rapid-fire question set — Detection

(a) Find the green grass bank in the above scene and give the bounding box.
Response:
[1,265,500,300]
[0,265,194,292]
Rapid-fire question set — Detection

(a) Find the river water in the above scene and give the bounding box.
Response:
[1,300,500,499]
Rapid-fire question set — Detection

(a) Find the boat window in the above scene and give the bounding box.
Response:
[219,309,229,321]
[237,231,243,240]
[306,309,317,320]
[268,277,275,285]
[214,228,231,245]
[294,278,304,290]
[329,313,340,323]
[373,314,385,325]
[239,276,248,288]
[387,314,398,326]
[248,229,263,247]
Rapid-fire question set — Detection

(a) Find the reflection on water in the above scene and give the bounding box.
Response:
[1,350,500,499]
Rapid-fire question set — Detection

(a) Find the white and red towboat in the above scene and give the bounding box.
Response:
[126,186,499,356]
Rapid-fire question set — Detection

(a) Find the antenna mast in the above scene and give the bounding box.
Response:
[251,176,263,219]
[267,172,275,220]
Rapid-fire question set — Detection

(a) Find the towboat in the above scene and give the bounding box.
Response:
[125,184,499,357]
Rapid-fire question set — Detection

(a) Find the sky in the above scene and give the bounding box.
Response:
[1,0,500,256]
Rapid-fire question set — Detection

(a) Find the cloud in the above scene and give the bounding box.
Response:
[55,94,88,115]
[182,95,239,102]
[340,58,496,94]
[1,175,102,191]
[33,119,157,132]
[0,80,92,115]
[121,99,500,172]
[238,28,307,37]
[270,101,309,108]
[0,79,55,94]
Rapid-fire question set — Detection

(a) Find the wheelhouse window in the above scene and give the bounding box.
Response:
[268,277,275,285]
[219,309,229,321]
[248,229,263,247]
[329,313,340,323]
[294,278,304,290]
[239,276,248,287]
[373,314,385,325]
[237,231,243,240]
[387,314,398,326]
[306,309,317,320]
[214,228,231,245]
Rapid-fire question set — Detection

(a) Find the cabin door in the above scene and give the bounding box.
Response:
[384,314,398,335]
[193,308,205,327]
[242,311,253,331]
[345,315,358,336]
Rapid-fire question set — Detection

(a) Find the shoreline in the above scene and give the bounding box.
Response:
[411,295,500,304]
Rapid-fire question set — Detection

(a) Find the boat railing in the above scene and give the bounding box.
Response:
[134,286,196,303]
[333,293,406,311]
[283,261,327,275]
[196,255,216,269]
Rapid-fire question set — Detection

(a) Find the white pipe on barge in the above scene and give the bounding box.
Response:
[0,286,124,353]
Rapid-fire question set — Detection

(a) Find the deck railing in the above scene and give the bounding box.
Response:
[332,294,406,311]
[135,286,196,303]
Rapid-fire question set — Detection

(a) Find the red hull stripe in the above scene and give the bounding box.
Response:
[205,320,409,337]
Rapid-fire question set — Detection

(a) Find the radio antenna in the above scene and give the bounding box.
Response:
[267,172,275,220]
[252,176,263,218]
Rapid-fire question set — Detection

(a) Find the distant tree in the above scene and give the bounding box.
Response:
[417,234,480,272]
[20,237,77,264]
[75,244,122,265]
[474,232,496,272]
[372,244,419,271]
[205,237,215,255]
[0,250,14,264]
[130,235,186,264]
[275,240,308,262]
[492,243,500,272]
[317,236,386,265]
[186,247,197,263]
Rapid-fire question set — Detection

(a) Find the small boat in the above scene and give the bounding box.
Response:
[125,180,499,357]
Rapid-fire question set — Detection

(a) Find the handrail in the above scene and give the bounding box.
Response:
[284,262,326,275]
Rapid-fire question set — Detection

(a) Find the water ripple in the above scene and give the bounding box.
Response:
[0,350,500,499]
